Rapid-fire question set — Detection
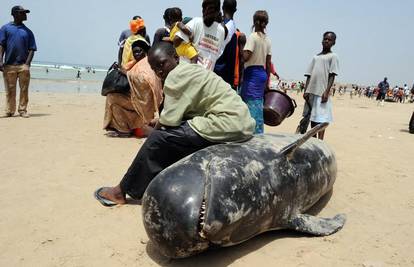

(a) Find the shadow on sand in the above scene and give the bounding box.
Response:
[145,190,334,266]
[1,113,51,118]
[28,113,51,118]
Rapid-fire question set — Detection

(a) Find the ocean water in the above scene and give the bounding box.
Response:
[0,62,108,94]
[30,62,108,81]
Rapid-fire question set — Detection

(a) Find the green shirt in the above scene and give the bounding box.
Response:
[159,61,255,142]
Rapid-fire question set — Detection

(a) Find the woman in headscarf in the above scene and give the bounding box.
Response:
[104,38,163,137]
[121,17,149,69]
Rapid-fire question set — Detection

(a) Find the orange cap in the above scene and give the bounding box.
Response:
[130,18,145,34]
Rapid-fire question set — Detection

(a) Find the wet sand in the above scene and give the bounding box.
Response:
[0,89,413,266]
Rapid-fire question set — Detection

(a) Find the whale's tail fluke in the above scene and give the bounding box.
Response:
[281,122,329,159]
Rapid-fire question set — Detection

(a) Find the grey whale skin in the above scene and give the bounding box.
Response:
[142,126,346,258]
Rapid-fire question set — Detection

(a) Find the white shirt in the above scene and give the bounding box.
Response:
[305,52,340,96]
[218,19,236,56]
[176,17,225,71]
[404,85,410,94]
[224,19,236,44]
[244,32,272,68]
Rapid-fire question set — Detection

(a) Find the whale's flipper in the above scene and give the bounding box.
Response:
[287,213,346,236]
[281,122,329,159]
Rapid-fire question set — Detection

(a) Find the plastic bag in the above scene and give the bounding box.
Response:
[101,63,130,96]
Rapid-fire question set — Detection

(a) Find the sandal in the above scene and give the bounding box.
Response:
[105,130,133,138]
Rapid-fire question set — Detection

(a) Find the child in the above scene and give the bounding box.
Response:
[296,32,339,140]
[169,16,198,63]
[161,8,198,63]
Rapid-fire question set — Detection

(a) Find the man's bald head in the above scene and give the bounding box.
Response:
[148,42,179,82]
[149,42,177,59]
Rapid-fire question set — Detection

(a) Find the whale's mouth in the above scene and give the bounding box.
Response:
[198,198,207,239]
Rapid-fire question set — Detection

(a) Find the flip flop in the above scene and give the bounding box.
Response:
[105,131,133,138]
[94,187,117,207]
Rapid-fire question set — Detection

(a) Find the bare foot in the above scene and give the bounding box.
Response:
[98,185,126,205]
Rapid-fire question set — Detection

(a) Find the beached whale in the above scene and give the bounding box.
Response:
[142,123,346,258]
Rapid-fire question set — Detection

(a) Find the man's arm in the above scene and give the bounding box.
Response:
[322,73,336,103]
[25,50,35,66]
[0,45,4,72]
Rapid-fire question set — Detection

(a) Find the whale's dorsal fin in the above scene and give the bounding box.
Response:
[287,213,346,236]
[280,123,329,159]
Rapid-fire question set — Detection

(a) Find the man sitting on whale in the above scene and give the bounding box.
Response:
[95,42,256,206]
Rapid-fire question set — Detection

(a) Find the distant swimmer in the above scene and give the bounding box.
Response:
[76,70,81,79]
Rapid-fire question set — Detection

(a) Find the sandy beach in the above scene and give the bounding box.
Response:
[0,86,413,266]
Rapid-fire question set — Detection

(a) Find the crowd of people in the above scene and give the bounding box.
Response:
[95,0,340,205]
[103,0,252,137]
[338,79,414,105]
[349,79,414,105]
[278,78,414,106]
[102,0,341,139]
[0,2,342,206]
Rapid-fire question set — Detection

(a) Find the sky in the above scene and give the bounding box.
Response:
[1,0,413,86]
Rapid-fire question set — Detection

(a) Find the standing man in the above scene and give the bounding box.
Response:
[176,0,225,71]
[0,6,36,118]
[152,8,173,45]
[403,83,410,102]
[376,77,389,106]
[214,0,239,87]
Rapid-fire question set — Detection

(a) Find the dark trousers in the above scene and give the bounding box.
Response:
[376,91,386,101]
[120,122,213,200]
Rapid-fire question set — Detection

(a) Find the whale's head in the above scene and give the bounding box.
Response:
[142,152,210,258]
